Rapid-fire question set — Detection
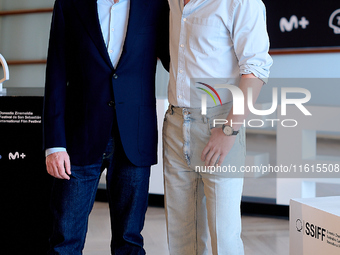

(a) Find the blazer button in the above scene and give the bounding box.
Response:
[113,74,118,79]
[108,101,115,107]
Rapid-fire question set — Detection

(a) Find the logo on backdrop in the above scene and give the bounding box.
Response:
[0,54,9,87]
[296,219,303,232]
[329,9,340,34]
[280,15,309,32]
[8,152,27,160]
[296,218,326,242]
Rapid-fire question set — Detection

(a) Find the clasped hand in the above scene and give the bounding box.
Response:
[46,151,71,180]
[201,127,236,167]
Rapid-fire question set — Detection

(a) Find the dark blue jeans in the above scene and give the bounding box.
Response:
[48,134,150,255]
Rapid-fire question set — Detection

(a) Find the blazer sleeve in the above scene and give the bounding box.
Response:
[43,0,68,150]
[156,1,170,72]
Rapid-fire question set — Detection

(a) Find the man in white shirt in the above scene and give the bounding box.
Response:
[44,0,169,254]
[163,0,272,254]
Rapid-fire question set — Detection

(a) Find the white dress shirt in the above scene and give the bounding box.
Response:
[168,0,273,108]
[46,0,130,156]
[97,0,130,68]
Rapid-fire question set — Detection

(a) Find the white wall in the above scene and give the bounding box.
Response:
[1,0,54,11]
[256,53,340,108]
[270,53,340,78]
[1,0,340,100]
[0,0,54,88]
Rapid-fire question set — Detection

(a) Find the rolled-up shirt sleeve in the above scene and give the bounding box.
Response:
[230,0,273,83]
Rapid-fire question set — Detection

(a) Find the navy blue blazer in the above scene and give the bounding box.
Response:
[43,0,169,166]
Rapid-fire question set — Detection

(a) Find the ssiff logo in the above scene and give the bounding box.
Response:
[296,218,326,242]
[296,219,303,232]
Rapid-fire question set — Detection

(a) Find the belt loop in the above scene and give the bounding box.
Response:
[169,104,174,115]
[182,108,191,118]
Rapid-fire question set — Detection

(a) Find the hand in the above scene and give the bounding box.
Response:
[201,127,237,167]
[46,151,71,180]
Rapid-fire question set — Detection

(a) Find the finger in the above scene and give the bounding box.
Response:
[64,156,71,176]
[48,164,63,179]
[46,159,58,178]
[210,153,220,167]
[217,153,227,166]
[54,168,64,179]
[46,161,52,176]
[201,145,210,161]
[205,150,216,166]
[56,161,70,180]
[57,167,70,180]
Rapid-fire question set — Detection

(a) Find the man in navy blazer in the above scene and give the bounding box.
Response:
[43,0,169,254]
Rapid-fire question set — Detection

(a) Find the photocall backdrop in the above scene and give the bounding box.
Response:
[263,0,340,51]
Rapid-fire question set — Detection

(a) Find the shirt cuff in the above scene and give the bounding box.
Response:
[240,64,271,84]
[45,147,67,157]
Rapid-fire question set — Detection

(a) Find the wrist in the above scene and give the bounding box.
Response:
[45,147,67,157]
[221,124,239,136]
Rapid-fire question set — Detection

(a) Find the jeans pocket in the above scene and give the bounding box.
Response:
[207,111,229,134]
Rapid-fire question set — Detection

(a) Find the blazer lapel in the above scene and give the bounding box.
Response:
[72,0,114,70]
[71,0,151,70]
[116,0,151,69]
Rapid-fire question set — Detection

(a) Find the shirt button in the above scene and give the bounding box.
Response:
[183,18,187,21]
[178,95,182,99]
[179,70,183,73]
[180,44,184,48]
[108,101,115,107]
[111,28,115,32]
[109,50,113,53]
[113,74,118,79]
